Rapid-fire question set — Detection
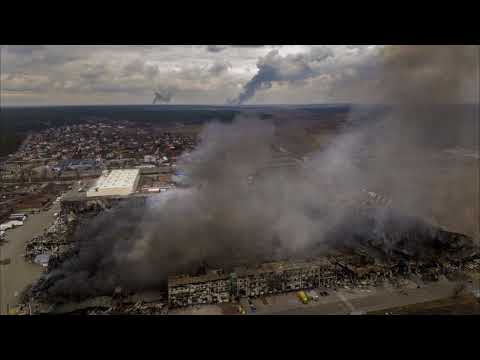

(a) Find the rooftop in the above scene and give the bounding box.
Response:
[94,169,139,190]
[168,259,335,287]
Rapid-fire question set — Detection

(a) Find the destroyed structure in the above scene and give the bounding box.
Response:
[24,211,78,269]
[168,259,337,307]
[167,210,480,308]
[17,192,480,314]
[167,250,480,309]
[5,117,479,315]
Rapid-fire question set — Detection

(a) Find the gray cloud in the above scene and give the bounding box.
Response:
[206,45,229,53]
[2,45,386,105]
[207,45,266,53]
[122,59,159,79]
[208,60,231,76]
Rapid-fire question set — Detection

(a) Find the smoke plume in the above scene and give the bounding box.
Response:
[153,88,173,104]
[342,45,479,237]
[42,46,479,300]
[229,47,333,105]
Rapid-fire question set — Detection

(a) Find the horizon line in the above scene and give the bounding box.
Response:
[0,102,356,108]
[1,102,477,109]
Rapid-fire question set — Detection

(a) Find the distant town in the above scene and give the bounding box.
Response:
[0,119,197,220]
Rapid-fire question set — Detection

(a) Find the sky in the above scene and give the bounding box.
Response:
[0,45,382,106]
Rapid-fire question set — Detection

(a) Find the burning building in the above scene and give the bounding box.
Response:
[168,259,338,308]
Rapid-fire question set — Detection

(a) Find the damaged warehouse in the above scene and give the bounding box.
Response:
[166,214,480,309]
[19,189,480,314]
[167,260,338,308]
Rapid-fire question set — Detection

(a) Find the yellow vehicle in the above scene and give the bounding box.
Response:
[238,305,246,315]
[297,291,309,304]
[8,306,20,315]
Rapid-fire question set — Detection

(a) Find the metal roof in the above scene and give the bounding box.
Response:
[94,169,139,190]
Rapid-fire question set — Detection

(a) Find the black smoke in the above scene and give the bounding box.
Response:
[153,89,173,104]
[229,47,333,105]
[38,46,479,301]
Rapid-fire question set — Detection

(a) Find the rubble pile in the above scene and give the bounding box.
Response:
[97,301,167,315]
[321,208,480,288]
[17,198,480,313]
[24,212,78,267]
[22,289,167,315]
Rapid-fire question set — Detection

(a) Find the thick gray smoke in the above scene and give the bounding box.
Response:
[229,47,334,105]
[153,88,173,104]
[42,46,479,299]
[340,45,479,238]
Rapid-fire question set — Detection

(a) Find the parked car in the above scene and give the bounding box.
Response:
[307,290,320,301]
[248,299,256,312]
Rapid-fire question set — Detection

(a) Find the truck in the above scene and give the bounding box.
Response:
[297,291,309,304]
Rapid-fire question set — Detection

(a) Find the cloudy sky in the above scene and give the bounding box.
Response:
[0,45,382,106]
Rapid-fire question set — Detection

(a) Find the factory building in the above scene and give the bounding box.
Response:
[168,259,338,308]
[86,169,140,197]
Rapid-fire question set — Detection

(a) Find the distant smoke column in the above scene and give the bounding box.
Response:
[153,90,173,104]
[230,48,333,105]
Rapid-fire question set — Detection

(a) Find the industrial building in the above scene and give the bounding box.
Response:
[86,169,140,197]
[168,271,231,307]
[168,259,338,308]
[233,259,336,298]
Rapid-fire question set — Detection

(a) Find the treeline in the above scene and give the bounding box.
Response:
[0,132,25,157]
[0,104,353,157]
[0,105,243,132]
[0,105,243,157]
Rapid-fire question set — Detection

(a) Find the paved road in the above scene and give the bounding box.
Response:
[0,205,59,315]
[264,280,459,315]
[167,279,464,316]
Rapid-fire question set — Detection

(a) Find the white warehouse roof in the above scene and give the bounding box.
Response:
[87,169,140,197]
